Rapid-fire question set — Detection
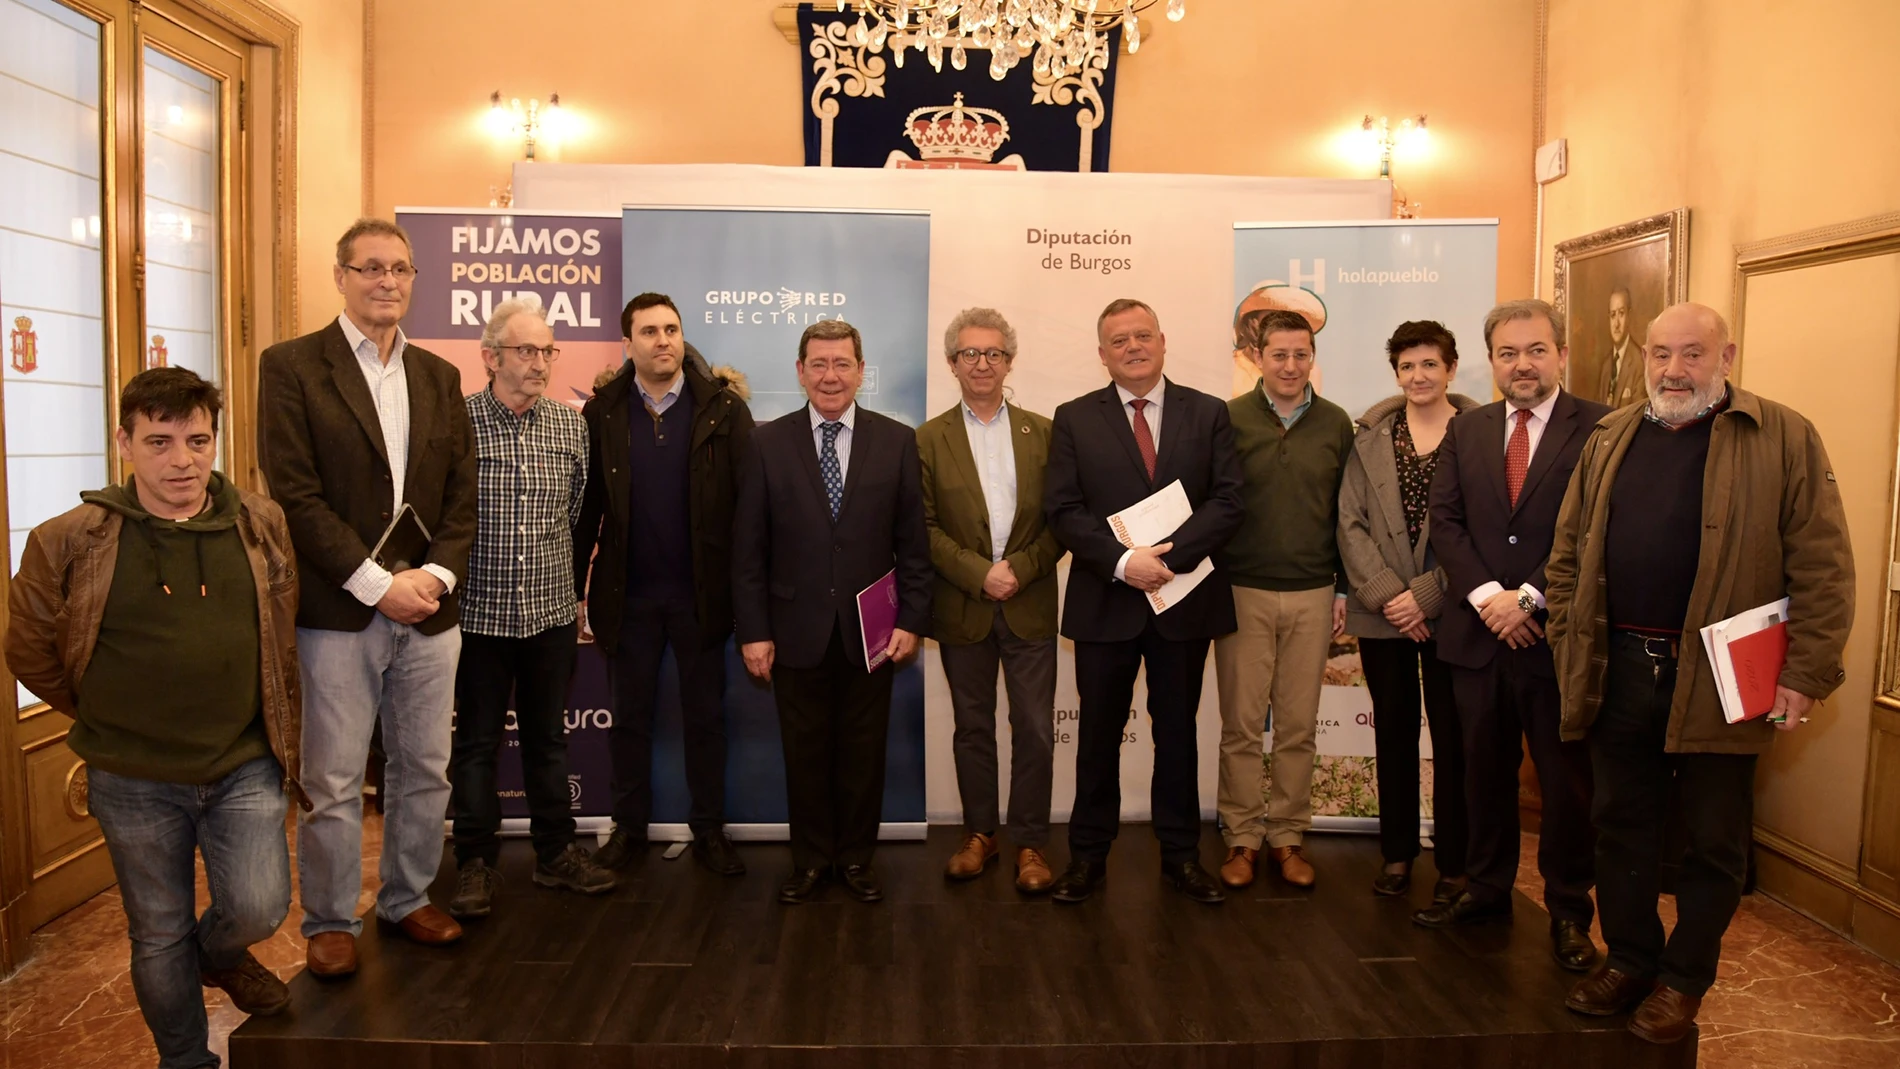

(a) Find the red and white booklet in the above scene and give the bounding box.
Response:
[1698,598,1791,724]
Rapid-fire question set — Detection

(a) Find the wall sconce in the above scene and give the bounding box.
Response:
[1361,114,1429,218]
[487,90,562,161]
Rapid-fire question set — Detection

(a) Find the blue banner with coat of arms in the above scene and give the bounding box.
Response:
[797,2,1118,171]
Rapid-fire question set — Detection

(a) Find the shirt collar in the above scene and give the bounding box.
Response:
[637,371,683,409]
[481,385,539,423]
[337,312,406,366]
[810,402,857,430]
[1115,380,1164,409]
[1510,390,1561,425]
[961,398,1008,427]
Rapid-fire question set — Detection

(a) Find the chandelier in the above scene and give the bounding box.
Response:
[827,0,1185,80]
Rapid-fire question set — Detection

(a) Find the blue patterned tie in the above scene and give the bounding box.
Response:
[820,420,844,519]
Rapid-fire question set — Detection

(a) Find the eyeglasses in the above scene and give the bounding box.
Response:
[499,344,561,362]
[341,262,419,282]
[954,347,1012,366]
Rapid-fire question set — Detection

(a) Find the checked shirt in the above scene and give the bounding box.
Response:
[462,388,589,638]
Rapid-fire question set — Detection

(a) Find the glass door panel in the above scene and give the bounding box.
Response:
[140,46,219,386]
[0,0,110,709]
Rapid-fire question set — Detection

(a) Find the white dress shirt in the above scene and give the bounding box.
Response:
[961,400,1018,561]
[809,401,857,484]
[336,313,456,607]
[1467,390,1564,611]
[1111,380,1164,583]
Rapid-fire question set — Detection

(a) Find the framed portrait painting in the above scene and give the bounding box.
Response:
[1552,208,1690,409]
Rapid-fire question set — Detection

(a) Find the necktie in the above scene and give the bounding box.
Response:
[1129,398,1157,481]
[820,420,844,519]
[1505,408,1532,507]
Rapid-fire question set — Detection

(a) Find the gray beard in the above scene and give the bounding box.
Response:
[1647,375,1726,424]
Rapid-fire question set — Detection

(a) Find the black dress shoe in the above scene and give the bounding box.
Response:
[1551,919,1601,972]
[1050,858,1107,904]
[1372,864,1412,897]
[1430,878,1462,907]
[1162,861,1225,904]
[778,866,828,904]
[592,825,646,872]
[692,831,746,876]
[1411,888,1512,929]
[839,864,883,903]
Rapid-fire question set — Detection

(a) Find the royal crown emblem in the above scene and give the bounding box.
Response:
[9,315,37,374]
[147,334,168,370]
[887,93,1025,170]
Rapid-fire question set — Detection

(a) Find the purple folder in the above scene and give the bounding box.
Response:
[857,568,899,672]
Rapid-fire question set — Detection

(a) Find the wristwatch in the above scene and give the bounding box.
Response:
[1516,587,1538,614]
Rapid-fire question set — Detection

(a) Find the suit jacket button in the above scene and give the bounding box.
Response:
[381,511,391,520]
[1508,535,1518,544]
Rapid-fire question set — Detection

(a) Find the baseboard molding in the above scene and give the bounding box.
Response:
[1752,826,1900,965]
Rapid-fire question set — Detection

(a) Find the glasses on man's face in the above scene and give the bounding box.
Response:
[954,347,1011,366]
[342,262,419,282]
[500,344,561,363]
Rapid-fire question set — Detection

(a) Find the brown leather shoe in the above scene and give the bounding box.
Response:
[945,832,999,880]
[1268,845,1316,888]
[304,931,358,979]
[389,904,464,946]
[1015,848,1054,893]
[1629,985,1702,1044]
[1565,968,1658,1016]
[1219,846,1257,888]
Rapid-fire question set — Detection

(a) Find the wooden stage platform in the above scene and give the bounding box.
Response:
[231,827,1696,1068]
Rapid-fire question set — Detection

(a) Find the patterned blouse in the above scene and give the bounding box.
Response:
[1393,412,1436,548]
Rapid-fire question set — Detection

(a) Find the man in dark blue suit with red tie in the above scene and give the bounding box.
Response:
[1042,298,1244,904]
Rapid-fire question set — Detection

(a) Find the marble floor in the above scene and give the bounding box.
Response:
[2,822,1896,1068]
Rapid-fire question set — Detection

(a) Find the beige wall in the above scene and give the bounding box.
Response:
[1542,0,1900,865]
[271,0,364,333]
[366,0,1536,300]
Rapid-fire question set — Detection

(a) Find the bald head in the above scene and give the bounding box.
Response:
[1644,302,1735,424]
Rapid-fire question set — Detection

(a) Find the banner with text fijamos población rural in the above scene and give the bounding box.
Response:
[624,205,933,832]
[1234,219,1498,828]
[397,208,623,822]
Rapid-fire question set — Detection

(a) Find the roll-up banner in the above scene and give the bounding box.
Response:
[1232,219,1500,830]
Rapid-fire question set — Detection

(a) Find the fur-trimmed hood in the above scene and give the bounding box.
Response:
[590,342,750,401]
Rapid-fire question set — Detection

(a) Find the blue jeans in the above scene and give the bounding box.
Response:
[296,616,460,936]
[88,756,291,1069]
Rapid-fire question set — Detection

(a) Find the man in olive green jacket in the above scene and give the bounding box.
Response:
[1546,303,1853,1044]
[918,307,1065,893]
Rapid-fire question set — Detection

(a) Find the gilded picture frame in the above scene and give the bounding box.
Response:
[1552,208,1690,408]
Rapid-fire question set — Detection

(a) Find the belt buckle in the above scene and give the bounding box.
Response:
[1639,635,1676,660]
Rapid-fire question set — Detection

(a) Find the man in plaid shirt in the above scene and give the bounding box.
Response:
[447,297,614,918]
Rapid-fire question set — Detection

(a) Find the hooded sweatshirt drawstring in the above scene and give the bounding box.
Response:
[130,517,209,596]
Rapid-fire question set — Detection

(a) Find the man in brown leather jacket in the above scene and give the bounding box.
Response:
[5,368,306,1069]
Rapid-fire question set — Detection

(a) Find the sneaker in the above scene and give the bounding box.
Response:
[201,951,290,1016]
[533,843,618,894]
[448,859,499,918]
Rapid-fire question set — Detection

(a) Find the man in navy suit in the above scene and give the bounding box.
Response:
[1042,298,1244,904]
[1418,298,1611,975]
[732,319,933,905]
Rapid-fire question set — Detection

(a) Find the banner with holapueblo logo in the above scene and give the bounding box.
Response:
[623,203,934,829]
[1234,219,1499,825]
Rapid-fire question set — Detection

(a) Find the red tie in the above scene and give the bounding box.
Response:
[1130,398,1157,481]
[1506,408,1532,507]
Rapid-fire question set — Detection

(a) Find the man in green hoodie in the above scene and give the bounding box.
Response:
[6,368,306,1069]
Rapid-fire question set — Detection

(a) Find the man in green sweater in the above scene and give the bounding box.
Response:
[6,368,306,1069]
[1213,309,1355,890]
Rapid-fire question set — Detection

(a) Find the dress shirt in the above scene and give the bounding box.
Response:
[1273,383,1316,429]
[808,401,857,484]
[961,399,1018,561]
[1111,381,1164,583]
[637,370,684,416]
[335,313,456,606]
[461,388,589,637]
[1466,389,1564,611]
